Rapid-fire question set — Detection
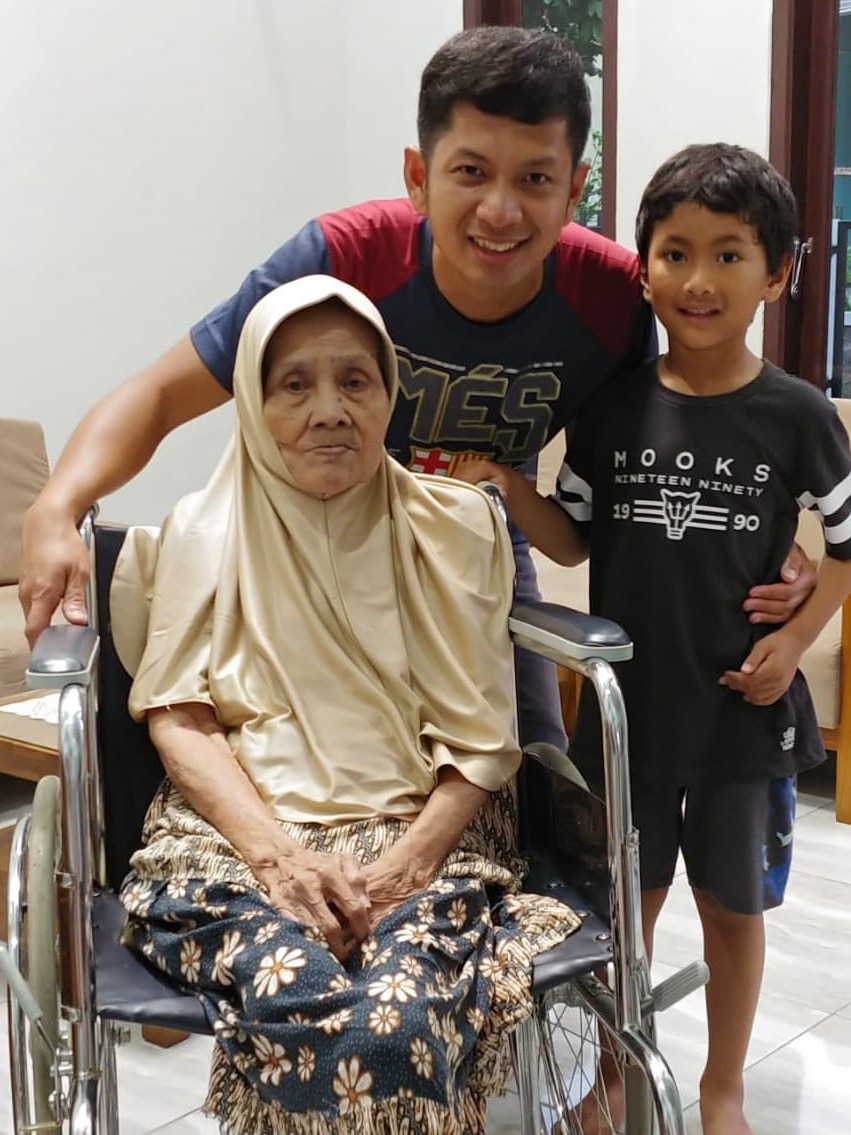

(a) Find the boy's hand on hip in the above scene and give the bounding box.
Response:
[719,629,802,705]
[742,542,816,625]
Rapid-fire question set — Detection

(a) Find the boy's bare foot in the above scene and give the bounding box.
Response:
[700,1082,753,1135]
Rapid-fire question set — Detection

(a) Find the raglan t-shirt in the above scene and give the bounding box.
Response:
[555,361,851,786]
[190,198,652,478]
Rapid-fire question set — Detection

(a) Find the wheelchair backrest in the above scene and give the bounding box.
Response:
[94,524,167,891]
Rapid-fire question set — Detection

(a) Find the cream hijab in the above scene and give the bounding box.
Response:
[114,276,520,824]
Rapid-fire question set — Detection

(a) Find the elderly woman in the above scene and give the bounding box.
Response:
[116,276,577,1135]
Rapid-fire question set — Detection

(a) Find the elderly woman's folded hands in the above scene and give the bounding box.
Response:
[248,847,373,962]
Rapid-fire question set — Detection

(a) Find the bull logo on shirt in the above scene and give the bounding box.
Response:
[631,490,730,538]
[660,490,701,540]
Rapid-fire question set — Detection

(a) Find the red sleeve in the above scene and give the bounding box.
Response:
[318,199,422,303]
[555,225,647,363]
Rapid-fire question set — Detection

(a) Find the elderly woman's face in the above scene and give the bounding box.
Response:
[262,302,391,498]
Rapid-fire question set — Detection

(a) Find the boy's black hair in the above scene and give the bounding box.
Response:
[417,27,590,167]
[635,143,798,273]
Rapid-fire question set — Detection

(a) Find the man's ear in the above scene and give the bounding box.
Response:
[404,147,428,214]
[564,161,590,224]
[764,254,793,305]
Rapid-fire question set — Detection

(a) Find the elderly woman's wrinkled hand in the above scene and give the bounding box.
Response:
[361,848,430,929]
[250,848,373,961]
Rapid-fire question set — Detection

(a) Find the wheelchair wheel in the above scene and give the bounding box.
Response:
[540,998,626,1130]
[26,774,62,1129]
[537,995,661,1135]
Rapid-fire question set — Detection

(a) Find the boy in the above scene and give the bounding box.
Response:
[20,31,809,753]
[455,143,851,1135]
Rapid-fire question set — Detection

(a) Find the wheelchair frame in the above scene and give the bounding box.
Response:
[5,508,706,1134]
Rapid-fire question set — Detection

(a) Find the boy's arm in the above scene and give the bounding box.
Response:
[721,556,851,706]
[453,459,588,566]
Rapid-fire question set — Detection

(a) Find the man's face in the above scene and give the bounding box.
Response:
[405,102,587,322]
[262,303,390,499]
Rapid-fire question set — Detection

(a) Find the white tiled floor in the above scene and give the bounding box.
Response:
[2,767,850,1134]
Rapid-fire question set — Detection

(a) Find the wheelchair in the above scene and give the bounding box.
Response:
[4,507,707,1135]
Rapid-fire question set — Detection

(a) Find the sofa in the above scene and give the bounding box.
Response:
[535,399,851,824]
[0,418,50,699]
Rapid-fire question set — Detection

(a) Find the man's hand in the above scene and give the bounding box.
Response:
[20,501,90,646]
[249,849,372,962]
[743,543,816,625]
[719,628,803,706]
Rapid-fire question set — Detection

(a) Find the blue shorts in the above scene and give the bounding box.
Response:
[633,775,796,915]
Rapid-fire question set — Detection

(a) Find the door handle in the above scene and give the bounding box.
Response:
[790,236,813,300]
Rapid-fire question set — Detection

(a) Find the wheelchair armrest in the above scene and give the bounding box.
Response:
[27,625,99,689]
[509,600,633,665]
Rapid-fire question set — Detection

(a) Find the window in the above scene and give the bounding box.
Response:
[463,0,614,236]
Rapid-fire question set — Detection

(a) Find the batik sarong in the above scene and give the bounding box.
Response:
[121,783,579,1134]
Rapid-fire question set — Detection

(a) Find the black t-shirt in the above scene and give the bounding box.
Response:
[556,362,851,786]
[190,199,653,473]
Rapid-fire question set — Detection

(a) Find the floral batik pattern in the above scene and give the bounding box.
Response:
[121,783,579,1134]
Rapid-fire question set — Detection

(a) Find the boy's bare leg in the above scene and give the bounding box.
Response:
[569,887,669,1135]
[693,887,763,1135]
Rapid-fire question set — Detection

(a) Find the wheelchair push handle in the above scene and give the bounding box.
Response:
[27,624,99,689]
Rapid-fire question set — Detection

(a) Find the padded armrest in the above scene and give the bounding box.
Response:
[509,600,633,664]
[27,624,99,689]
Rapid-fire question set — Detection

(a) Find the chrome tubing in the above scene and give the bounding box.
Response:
[69,1075,99,1135]
[79,508,99,638]
[59,684,101,1126]
[576,657,650,1034]
[78,510,105,887]
[7,813,36,1133]
[510,1015,541,1135]
[572,975,684,1135]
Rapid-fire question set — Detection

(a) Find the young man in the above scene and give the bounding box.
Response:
[456,143,851,1135]
[20,28,809,749]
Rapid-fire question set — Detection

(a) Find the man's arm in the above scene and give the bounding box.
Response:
[20,337,230,644]
[722,555,851,705]
[743,545,817,625]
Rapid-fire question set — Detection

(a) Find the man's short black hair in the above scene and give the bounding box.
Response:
[635,143,798,273]
[417,27,591,167]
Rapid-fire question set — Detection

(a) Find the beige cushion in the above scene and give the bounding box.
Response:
[0,585,29,700]
[535,399,851,733]
[0,418,49,586]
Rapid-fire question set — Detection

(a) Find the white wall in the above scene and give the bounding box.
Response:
[0,0,461,523]
[615,0,774,350]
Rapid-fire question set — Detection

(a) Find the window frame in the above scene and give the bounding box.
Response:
[462,0,618,239]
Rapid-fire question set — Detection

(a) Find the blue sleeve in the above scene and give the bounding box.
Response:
[189,219,331,391]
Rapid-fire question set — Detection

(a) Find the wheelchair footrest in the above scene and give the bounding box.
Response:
[644,959,709,1016]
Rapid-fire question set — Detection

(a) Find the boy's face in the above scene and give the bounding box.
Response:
[641,203,790,353]
[404,102,587,322]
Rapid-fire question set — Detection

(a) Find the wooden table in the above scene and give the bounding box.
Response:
[0,691,59,929]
